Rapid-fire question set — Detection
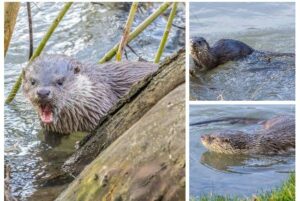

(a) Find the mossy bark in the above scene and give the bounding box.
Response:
[63,49,185,176]
[55,49,185,200]
[56,84,185,201]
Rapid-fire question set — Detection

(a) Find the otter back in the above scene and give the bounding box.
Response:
[201,115,295,155]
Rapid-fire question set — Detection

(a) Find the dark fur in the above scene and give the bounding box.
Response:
[201,115,295,155]
[190,37,254,71]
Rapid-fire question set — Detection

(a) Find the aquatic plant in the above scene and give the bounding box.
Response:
[116,2,138,61]
[98,2,172,63]
[154,2,178,63]
[5,2,177,103]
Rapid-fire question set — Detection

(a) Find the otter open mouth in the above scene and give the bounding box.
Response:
[39,104,53,124]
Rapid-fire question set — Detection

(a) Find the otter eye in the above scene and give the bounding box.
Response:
[30,78,36,86]
[56,78,65,86]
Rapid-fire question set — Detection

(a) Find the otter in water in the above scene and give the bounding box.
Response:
[190,37,294,71]
[22,54,158,134]
[200,115,295,155]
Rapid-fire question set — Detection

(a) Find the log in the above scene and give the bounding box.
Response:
[62,48,185,176]
[56,83,185,201]
[4,2,20,57]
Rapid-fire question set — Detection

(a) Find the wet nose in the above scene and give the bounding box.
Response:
[37,89,50,99]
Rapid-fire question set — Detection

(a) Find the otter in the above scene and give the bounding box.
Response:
[190,37,294,71]
[200,115,295,155]
[22,54,158,134]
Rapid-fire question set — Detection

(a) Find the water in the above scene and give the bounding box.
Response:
[189,2,295,100]
[4,3,185,200]
[189,105,295,198]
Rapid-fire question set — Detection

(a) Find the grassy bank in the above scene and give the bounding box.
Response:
[191,172,295,201]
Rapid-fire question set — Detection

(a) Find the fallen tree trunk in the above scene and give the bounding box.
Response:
[62,48,185,176]
[56,83,185,201]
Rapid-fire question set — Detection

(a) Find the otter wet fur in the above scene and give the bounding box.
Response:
[200,115,295,155]
[22,54,158,134]
[190,37,294,71]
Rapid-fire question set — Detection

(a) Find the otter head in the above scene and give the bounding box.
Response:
[201,131,251,154]
[22,54,82,126]
[190,37,217,71]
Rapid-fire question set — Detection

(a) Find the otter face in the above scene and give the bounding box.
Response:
[22,55,82,126]
[190,37,212,71]
[201,131,250,154]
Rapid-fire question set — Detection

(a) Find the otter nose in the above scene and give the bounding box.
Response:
[37,89,50,99]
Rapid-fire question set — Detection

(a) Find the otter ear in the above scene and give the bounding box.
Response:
[74,66,80,74]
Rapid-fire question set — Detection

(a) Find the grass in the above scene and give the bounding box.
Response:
[191,172,295,201]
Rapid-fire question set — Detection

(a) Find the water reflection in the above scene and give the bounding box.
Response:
[189,105,295,197]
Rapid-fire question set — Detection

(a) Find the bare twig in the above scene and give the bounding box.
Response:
[27,2,33,59]
[126,44,147,62]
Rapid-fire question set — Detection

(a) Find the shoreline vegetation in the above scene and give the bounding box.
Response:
[191,172,295,201]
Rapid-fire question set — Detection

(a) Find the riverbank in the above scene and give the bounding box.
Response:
[191,172,295,201]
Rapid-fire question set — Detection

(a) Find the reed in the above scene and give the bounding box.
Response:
[116,2,138,61]
[154,2,178,63]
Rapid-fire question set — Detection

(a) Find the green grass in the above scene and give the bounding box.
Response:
[191,172,295,201]
[255,172,295,201]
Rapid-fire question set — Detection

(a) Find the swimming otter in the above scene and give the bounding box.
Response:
[22,54,158,134]
[201,115,295,155]
[190,37,294,71]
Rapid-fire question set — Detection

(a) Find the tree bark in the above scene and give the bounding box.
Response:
[63,49,185,176]
[56,83,185,201]
[4,2,20,57]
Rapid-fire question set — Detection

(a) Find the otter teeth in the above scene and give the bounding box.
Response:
[39,104,53,124]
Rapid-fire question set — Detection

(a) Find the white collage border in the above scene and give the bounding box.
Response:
[0,1,298,201]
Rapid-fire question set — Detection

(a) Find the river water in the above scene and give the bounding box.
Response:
[189,2,295,100]
[4,3,185,200]
[189,105,295,198]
